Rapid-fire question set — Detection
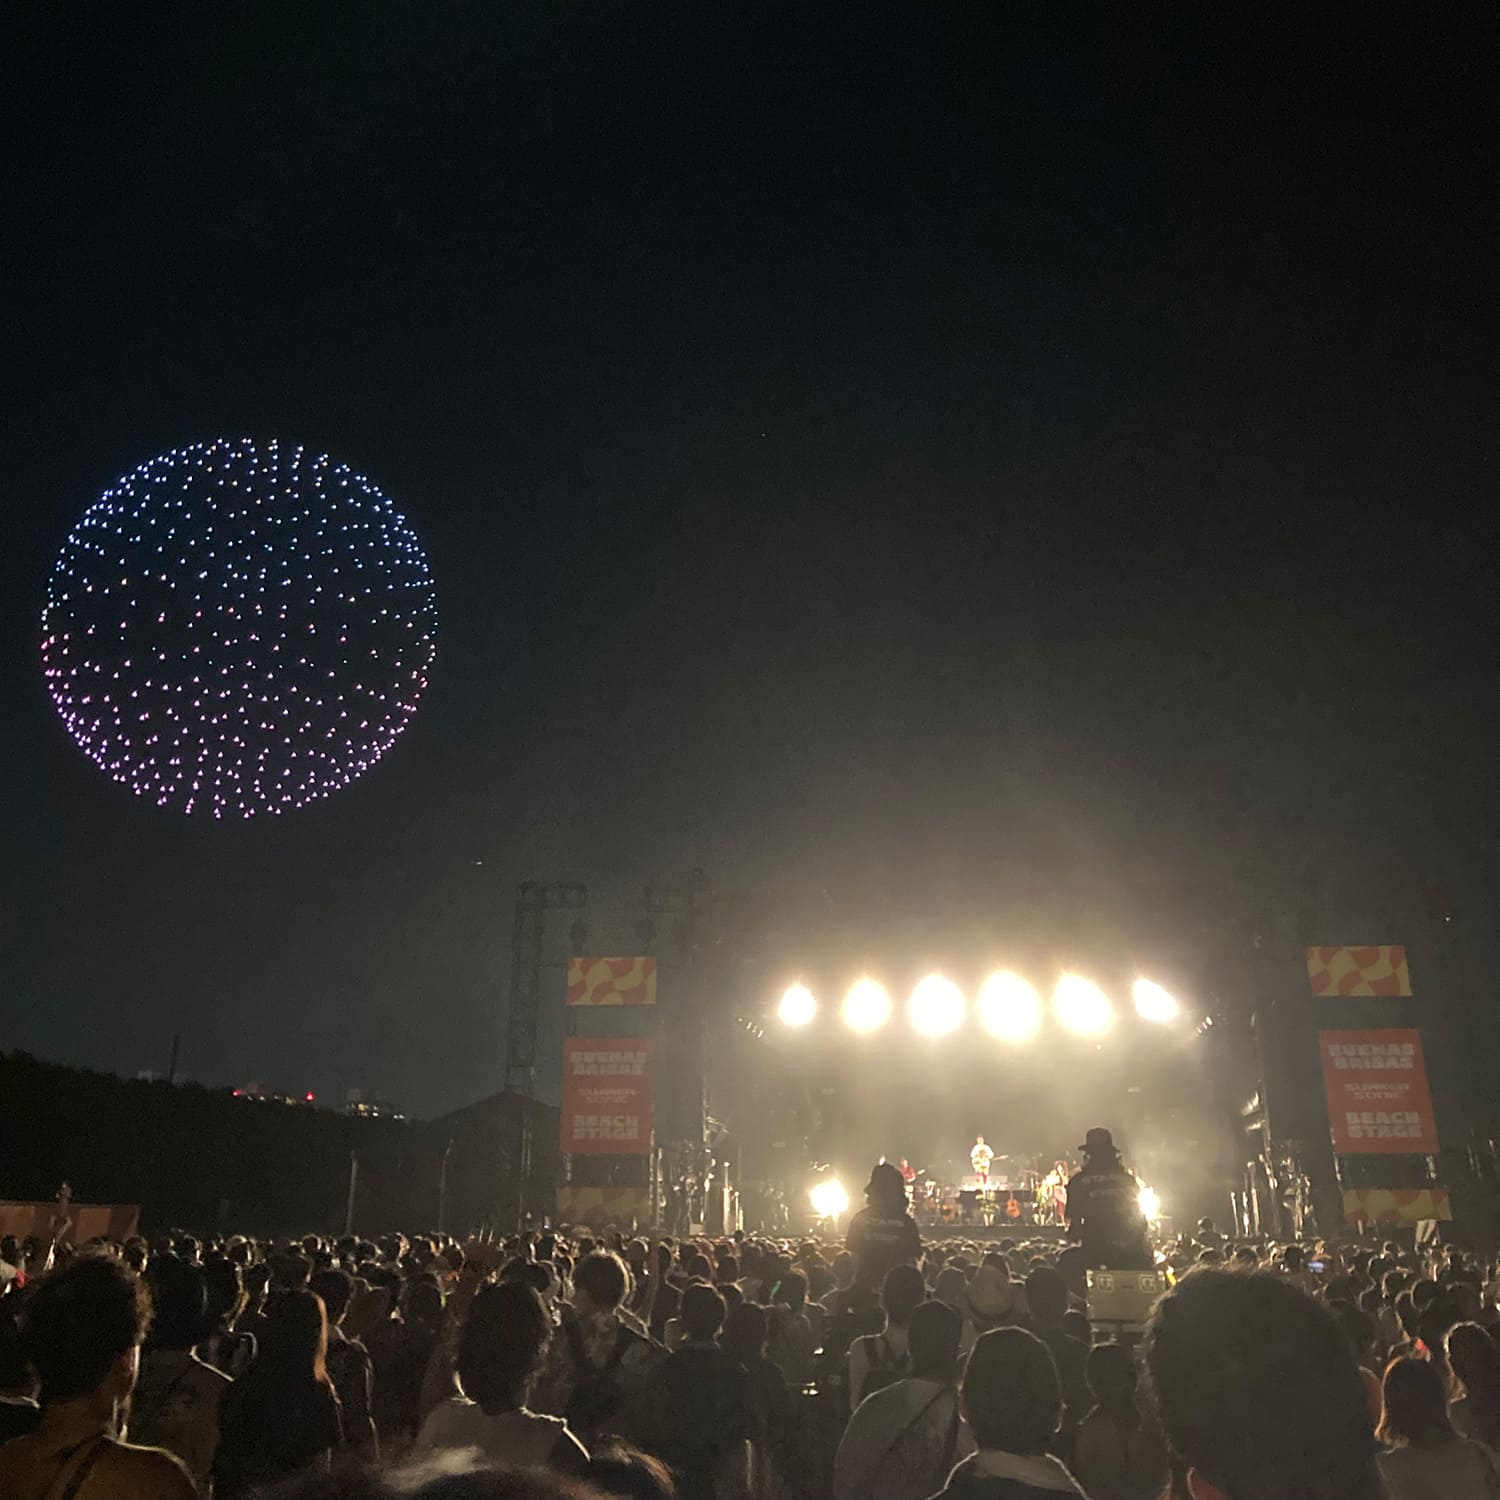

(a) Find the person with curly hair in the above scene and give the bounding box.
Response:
[417,1282,588,1473]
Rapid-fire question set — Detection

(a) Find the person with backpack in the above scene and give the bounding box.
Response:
[636,1283,752,1500]
[128,1255,230,1492]
[767,1269,816,1389]
[535,1250,662,1441]
[929,1327,1090,1499]
[723,1301,795,1493]
[847,1263,926,1411]
[834,1299,975,1500]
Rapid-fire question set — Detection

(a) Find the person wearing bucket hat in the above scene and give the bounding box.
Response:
[846,1162,922,1290]
[1065,1128,1151,1270]
[963,1263,1030,1342]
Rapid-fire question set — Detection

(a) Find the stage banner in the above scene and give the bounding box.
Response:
[1306,945,1412,996]
[1319,1028,1438,1153]
[561,1037,653,1154]
[1342,1187,1452,1226]
[567,957,658,1007]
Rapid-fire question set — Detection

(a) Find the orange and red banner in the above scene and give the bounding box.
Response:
[1342,1187,1452,1226]
[561,1037,653,1154]
[566,957,658,1007]
[556,1186,652,1228]
[1319,1028,1438,1154]
[0,1202,141,1242]
[1306,945,1412,996]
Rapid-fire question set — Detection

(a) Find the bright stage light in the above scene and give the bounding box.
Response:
[1133,978,1180,1024]
[977,971,1041,1042]
[909,974,965,1036]
[1138,1184,1162,1222]
[1054,974,1115,1036]
[778,983,817,1027]
[810,1178,849,1219]
[842,978,892,1034]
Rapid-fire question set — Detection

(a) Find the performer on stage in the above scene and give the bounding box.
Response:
[1052,1160,1071,1222]
[897,1156,921,1213]
[970,1134,994,1185]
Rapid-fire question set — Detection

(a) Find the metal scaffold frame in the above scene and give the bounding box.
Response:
[503,880,587,1226]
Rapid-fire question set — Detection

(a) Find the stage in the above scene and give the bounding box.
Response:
[919,1223,1073,1244]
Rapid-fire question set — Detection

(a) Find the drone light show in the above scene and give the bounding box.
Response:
[41,439,437,818]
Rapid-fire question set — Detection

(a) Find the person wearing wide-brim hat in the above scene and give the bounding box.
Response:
[1065,1128,1152,1270]
[846,1162,922,1289]
[1078,1127,1122,1164]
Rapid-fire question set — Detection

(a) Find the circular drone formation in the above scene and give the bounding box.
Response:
[41,438,437,819]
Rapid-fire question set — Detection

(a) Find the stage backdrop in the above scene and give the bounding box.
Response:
[561,1037,653,1154]
[1318,1028,1438,1154]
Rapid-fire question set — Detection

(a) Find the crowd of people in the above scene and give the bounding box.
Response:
[4,1144,1500,1500]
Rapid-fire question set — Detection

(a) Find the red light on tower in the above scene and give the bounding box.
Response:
[305,1091,315,1103]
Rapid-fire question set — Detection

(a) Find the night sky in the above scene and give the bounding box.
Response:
[4,8,1495,1120]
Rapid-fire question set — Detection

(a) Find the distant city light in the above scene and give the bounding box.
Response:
[977,971,1042,1042]
[843,978,892,1034]
[778,983,817,1027]
[909,974,965,1036]
[1133,978,1180,1024]
[1054,974,1115,1036]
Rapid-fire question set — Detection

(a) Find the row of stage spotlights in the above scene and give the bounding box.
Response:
[776,973,1182,1039]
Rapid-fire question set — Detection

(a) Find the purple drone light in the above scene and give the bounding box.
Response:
[41,438,437,818]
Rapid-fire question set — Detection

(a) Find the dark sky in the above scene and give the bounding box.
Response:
[4,6,1496,1119]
